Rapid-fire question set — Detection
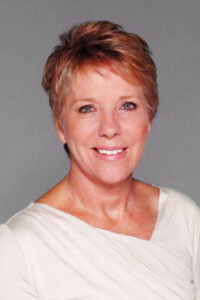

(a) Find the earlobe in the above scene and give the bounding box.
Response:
[55,119,67,144]
[148,119,152,134]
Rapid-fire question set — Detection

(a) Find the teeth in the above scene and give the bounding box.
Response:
[97,149,124,155]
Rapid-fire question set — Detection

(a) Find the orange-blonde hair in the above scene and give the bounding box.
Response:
[42,20,159,120]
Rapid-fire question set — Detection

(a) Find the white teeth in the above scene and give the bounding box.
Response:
[97,149,124,155]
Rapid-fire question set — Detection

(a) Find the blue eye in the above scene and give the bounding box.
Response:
[122,102,136,110]
[79,105,94,113]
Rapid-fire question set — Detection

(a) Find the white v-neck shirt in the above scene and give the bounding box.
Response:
[0,187,200,299]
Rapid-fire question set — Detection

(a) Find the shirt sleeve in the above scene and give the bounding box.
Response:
[191,204,200,300]
[0,224,37,299]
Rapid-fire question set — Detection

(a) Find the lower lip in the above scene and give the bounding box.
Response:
[91,148,127,161]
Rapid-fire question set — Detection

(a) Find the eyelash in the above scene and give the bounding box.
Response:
[121,102,137,111]
[78,102,137,114]
[78,105,94,113]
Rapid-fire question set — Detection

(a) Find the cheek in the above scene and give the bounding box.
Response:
[138,121,150,137]
[63,118,97,144]
[121,116,150,140]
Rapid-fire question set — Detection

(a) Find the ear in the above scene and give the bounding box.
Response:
[54,119,67,144]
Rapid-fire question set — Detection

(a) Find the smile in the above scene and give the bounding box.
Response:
[92,147,127,161]
[96,149,123,155]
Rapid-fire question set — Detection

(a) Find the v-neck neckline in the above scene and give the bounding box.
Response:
[29,187,166,242]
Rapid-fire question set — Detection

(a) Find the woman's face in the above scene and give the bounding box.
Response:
[57,68,152,185]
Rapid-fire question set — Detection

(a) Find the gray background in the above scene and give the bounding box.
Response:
[0,0,199,223]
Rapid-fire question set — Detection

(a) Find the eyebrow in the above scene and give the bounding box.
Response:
[71,95,140,105]
[119,95,139,100]
[71,97,96,104]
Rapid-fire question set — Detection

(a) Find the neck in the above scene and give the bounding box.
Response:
[64,166,135,220]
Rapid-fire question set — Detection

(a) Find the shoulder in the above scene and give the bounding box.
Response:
[0,202,63,268]
[0,224,37,298]
[160,186,200,216]
[1,203,42,245]
[160,187,200,244]
[0,223,26,261]
[158,188,200,288]
[0,205,39,297]
[1,197,64,250]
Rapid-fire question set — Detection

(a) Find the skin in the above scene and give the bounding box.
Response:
[36,67,160,240]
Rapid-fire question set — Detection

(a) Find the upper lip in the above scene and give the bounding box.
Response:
[92,146,127,150]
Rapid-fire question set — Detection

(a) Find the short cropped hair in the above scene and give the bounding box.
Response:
[42,20,159,120]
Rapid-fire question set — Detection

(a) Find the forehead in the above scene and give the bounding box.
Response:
[68,67,144,100]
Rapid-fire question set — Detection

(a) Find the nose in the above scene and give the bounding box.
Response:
[98,112,121,138]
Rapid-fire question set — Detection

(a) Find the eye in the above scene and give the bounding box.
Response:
[122,102,137,111]
[78,105,94,113]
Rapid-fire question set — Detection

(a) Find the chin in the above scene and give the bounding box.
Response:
[91,167,133,186]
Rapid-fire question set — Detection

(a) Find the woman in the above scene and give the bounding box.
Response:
[0,20,199,299]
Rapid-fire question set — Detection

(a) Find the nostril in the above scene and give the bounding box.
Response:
[98,121,121,138]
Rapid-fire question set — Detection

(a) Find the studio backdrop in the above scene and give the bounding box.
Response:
[0,0,199,222]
